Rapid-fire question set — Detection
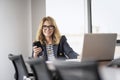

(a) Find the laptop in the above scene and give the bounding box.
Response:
[81,33,117,62]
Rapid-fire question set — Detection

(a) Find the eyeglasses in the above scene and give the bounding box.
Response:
[42,25,55,30]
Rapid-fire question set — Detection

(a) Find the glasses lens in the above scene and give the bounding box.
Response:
[49,26,54,29]
[42,25,47,30]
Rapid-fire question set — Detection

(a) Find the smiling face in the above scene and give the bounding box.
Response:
[42,20,54,38]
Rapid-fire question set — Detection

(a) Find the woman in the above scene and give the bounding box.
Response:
[32,16,78,61]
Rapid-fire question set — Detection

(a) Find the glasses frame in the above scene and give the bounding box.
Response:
[42,25,55,30]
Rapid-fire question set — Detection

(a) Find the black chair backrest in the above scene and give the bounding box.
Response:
[53,60,101,80]
[107,58,120,67]
[27,57,53,80]
[8,54,29,80]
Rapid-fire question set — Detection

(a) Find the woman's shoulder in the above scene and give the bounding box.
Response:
[59,35,67,44]
[60,35,67,41]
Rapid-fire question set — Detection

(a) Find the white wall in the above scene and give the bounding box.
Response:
[0,0,30,79]
[0,0,45,79]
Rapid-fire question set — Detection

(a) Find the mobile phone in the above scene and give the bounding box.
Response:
[33,41,42,48]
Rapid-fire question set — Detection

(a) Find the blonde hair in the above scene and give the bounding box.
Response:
[35,16,61,45]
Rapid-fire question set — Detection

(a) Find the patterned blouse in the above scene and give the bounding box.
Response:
[46,44,55,61]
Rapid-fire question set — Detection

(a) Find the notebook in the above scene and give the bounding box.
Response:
[81,33,117,62]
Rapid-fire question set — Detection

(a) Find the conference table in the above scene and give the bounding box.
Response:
[100,66,120,80]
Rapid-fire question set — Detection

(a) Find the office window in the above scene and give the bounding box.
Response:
[92,0,120,58]
[46,0,85,54]
[92,0,120,39]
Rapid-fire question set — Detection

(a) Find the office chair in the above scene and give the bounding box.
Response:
[8,54,34,80]
[27,57,54,80]
[53,60,101,80]
[107,58,120,67]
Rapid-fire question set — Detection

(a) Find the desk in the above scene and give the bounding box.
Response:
[100,66,120,80]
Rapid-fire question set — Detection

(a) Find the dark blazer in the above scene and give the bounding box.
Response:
[32,35,78,60]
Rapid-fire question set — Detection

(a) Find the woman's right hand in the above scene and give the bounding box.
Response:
[33,46,42,58]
